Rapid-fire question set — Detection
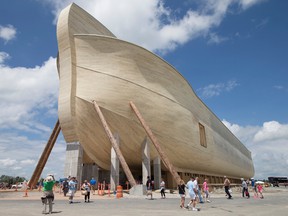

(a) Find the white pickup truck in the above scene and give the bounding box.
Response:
[11,182,25,189]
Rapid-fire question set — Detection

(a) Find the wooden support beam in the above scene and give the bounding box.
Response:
[130,101,181,185]
[92,100,137,187]
[28,119,61,188]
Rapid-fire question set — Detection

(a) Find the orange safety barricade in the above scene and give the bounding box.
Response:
[97,183,100,195]
[99,183,104,196]
[116,185,123,198]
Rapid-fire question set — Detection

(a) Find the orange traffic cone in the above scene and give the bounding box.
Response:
[23,188,28,197]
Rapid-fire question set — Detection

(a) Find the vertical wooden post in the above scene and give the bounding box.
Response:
[129,101,181,185]
[92,100,136,187]
[28,119,61,188]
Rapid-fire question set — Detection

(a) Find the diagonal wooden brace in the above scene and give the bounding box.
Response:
[130,101,181,185]
[28,119,61,188]
[92,100,136,187]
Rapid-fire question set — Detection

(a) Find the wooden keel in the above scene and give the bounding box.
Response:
[28,119,61,188]
[92,100,137,187]
[130,101,181,185]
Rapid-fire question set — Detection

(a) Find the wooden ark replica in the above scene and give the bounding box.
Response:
[56,3,254,188]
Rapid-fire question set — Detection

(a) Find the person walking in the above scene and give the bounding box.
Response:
[81,180,91,202]
[251,178,258,197]
[68,177,77,204]
[41,174,56,214]
[257,183,264,199]
[186,176,199,211]
[194,177,204,203]
[62,179,69,196]
[160,178,166,199]
[89,177,96,195]
[202,178,211,203]
[146,176,153,199]
[224,176,232,199]
[241,178,250,198]
[178,179,186,209]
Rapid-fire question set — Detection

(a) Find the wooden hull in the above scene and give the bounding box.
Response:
[57,4,254,179]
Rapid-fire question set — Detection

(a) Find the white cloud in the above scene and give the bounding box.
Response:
[0,52,10,64]
[0,25,16,42]
[42,0,263,54]
[223,120,288,179]
[0,132,66,179]
[20,159,36,165]
[207,32,228,44]
[239,0,267,10]
[0,57,59,132]
[254,121,288,142]
[197,80,239,98]
[0,158,17,166]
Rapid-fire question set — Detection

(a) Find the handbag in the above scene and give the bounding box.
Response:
[81,190,88,195]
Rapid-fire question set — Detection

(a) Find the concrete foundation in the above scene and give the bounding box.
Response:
[64,142,83,187]
[153,157,161,189]
[110,133,120,192]
[82,163,99,183]
[129,184,147,196]
[142,137,150,186]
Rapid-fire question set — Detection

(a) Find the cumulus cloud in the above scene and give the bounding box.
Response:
[0,24,16,42]
[0,57,62,178]
[0,57,59,132]
[253,121,288,142]
[197,80,239,98]
[223,120,288,179]
[42,0,263,54]
[0,52,10,64]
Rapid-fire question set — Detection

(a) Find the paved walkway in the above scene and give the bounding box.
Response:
[0,187,287,216]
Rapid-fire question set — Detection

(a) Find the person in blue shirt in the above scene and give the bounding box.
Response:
[90,177,97,195]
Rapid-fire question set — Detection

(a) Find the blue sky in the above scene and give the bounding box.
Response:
[0,0,287,181]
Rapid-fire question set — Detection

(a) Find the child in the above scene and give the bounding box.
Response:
[257,184,264,199]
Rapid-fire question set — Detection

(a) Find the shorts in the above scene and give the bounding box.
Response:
[67,190,75,197]
[189,192,196,200]
[180,194,185,198]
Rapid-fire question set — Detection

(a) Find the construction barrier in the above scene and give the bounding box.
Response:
[116,185,123,198]
[97,183,100,195]
[98,183,105,196]
[107,184,110,197]
[96,183,112,197]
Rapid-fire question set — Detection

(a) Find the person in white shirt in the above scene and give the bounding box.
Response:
[186,177,199,211]
[68,177,77,204]
[160,178,166,199]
